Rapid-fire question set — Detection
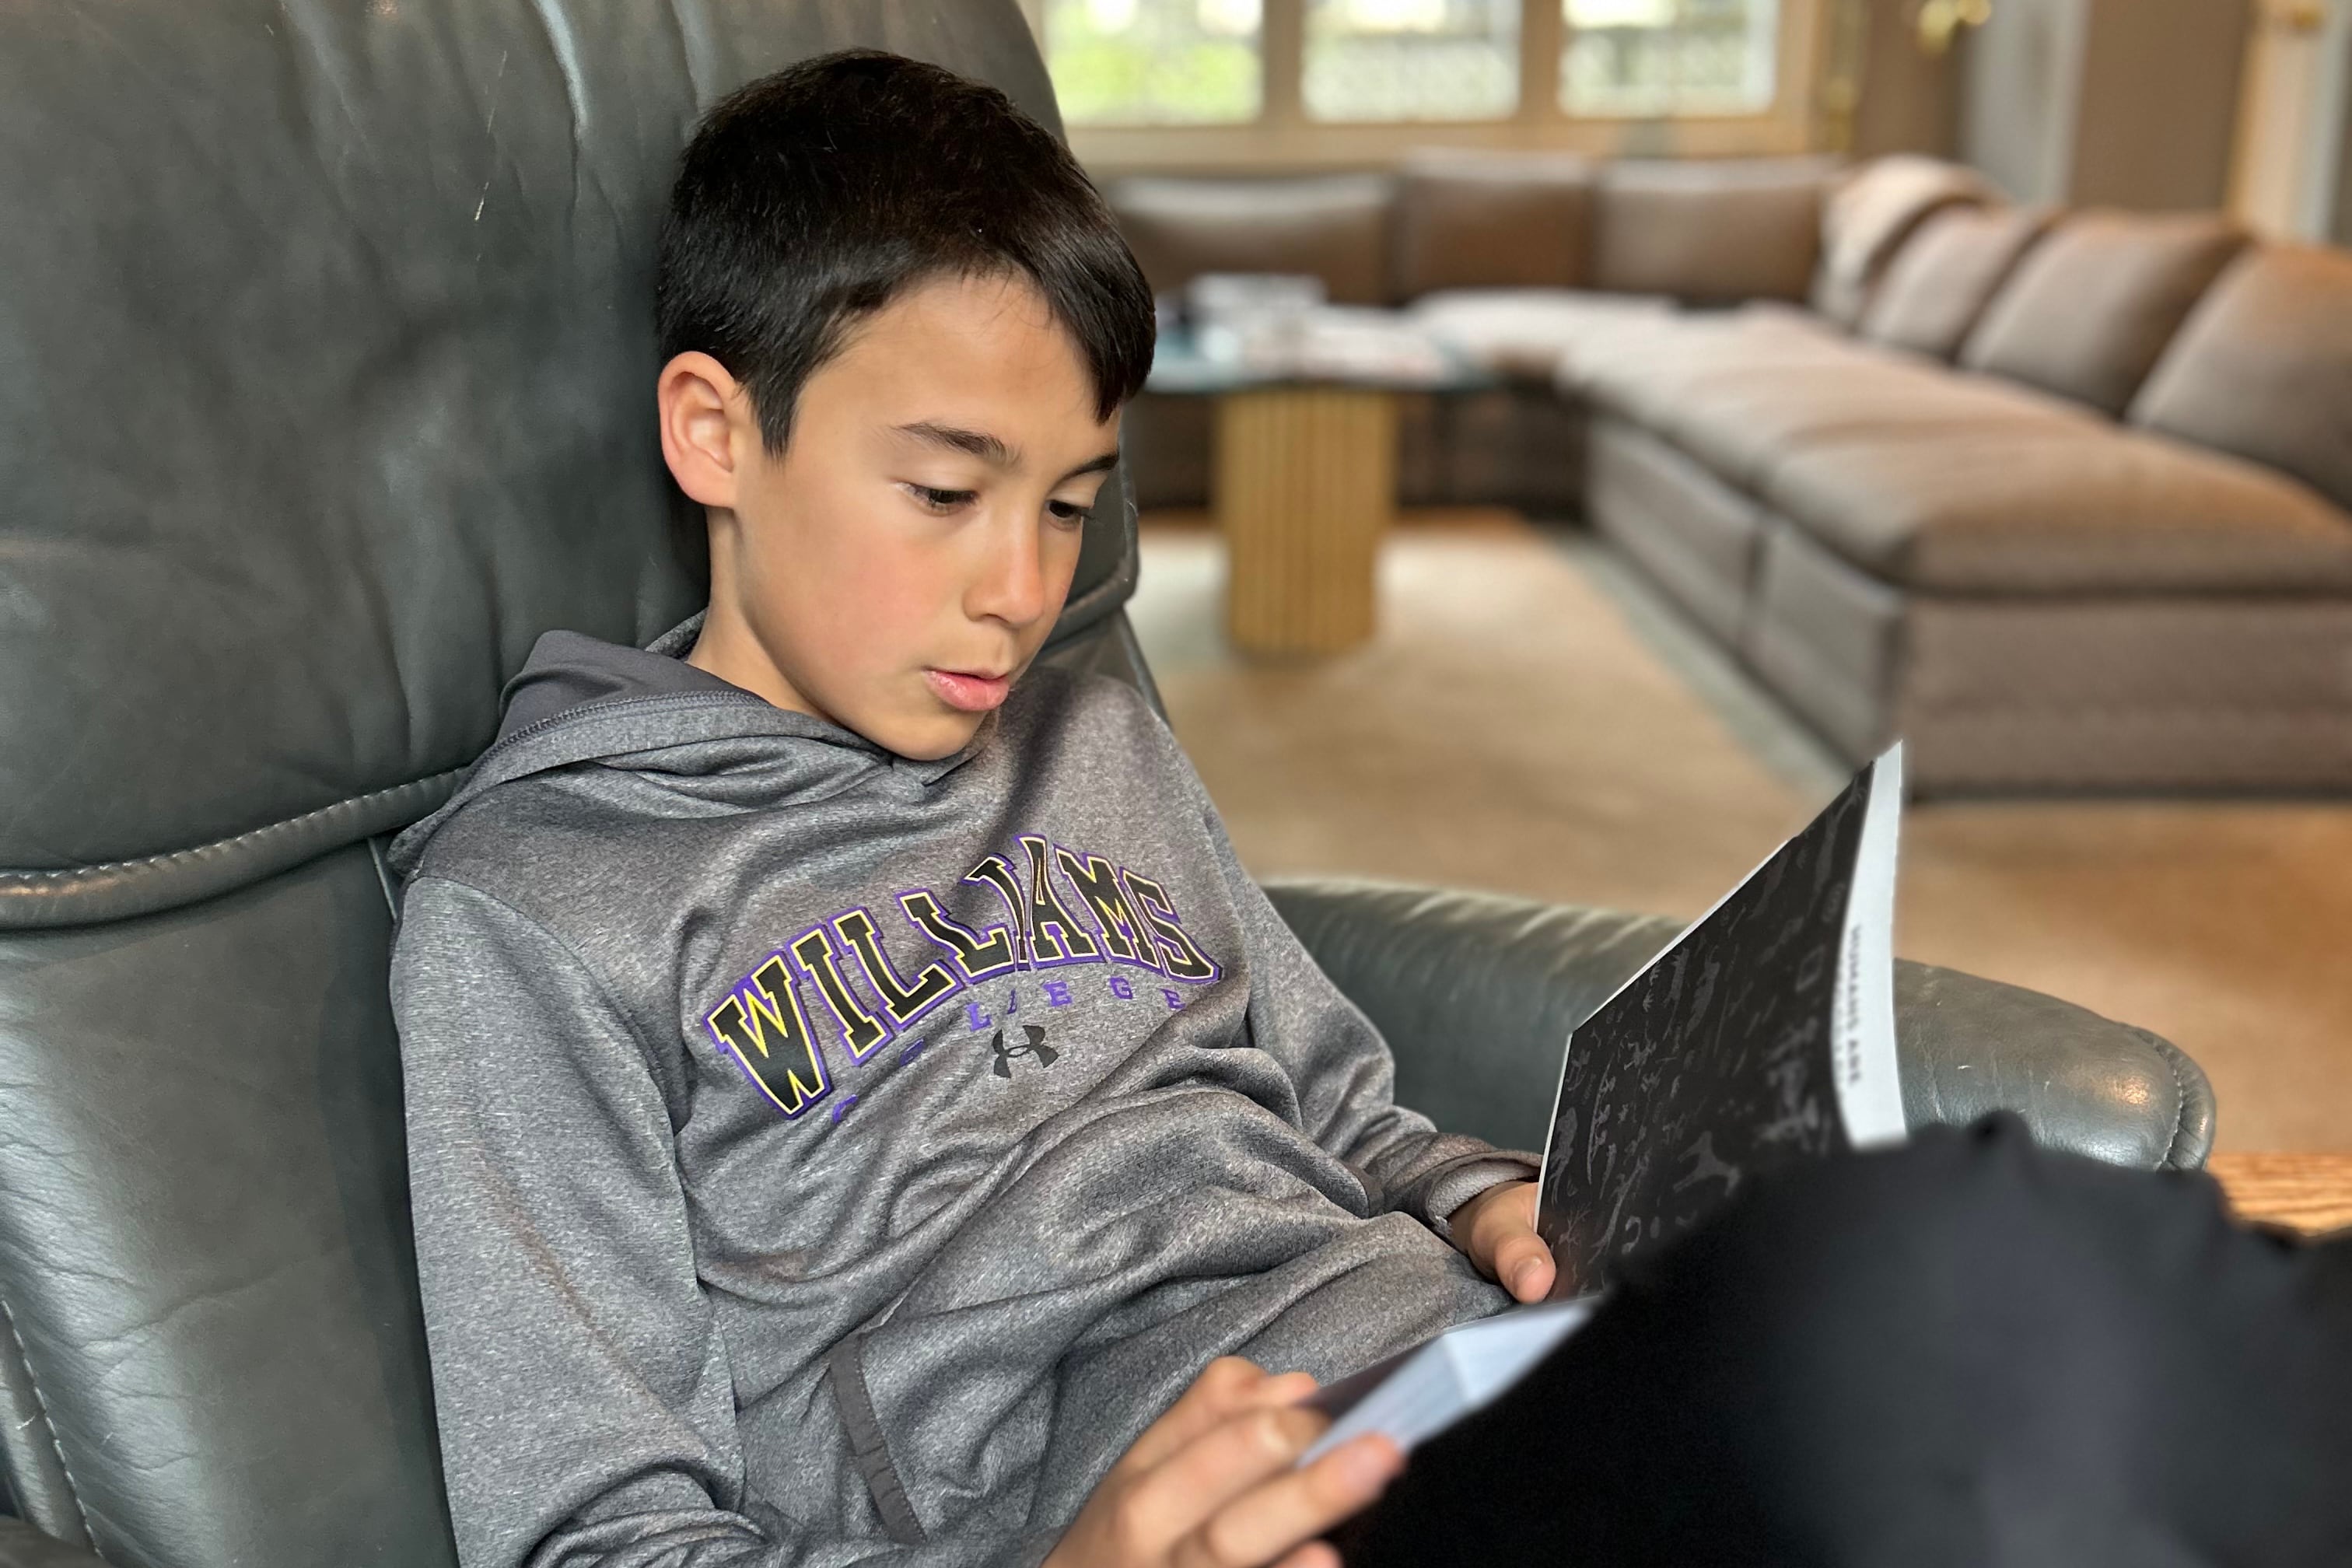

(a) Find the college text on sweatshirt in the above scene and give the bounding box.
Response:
[702,831,1223,1122]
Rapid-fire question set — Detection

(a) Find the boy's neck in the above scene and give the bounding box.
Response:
[685,587,817,721]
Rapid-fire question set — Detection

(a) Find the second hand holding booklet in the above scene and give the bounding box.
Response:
[1302,744,1907,1465]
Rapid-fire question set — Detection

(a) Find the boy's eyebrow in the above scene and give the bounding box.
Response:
[1059,450,1124,483]
[898,421,1015,466]
[895,422,1122,485]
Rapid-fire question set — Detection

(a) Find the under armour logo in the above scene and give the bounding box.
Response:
[989,1024,1057,1079]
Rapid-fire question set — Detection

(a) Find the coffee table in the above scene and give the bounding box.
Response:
[1147,315,1494,657]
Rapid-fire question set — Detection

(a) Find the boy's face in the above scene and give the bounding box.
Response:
[660,271,1123,761]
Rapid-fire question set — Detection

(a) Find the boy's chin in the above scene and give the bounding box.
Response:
[862,703,990,763]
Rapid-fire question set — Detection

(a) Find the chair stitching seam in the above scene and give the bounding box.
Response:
[0,1286,96,1544]
[0,768,464,885]
[2158,1034,2190,1171]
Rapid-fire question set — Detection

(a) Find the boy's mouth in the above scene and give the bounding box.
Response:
[924,667,1013,712]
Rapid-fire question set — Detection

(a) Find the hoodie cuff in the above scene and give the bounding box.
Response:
[1417,1150,1542,1246]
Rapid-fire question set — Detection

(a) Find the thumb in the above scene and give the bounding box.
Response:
[1495,1231,1556,1304]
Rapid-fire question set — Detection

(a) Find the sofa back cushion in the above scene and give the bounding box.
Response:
[1808,155,2000,327]
[1860,205,2058,359]
[2130,243,2352,516]
[1593,157,1836,304]
[1108,173,1393,305]
[1390,149,1594,299]
[1959,211,2247,415]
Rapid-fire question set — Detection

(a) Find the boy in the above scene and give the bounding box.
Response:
[389,51,1550,1568]
[393,46,2352,1568]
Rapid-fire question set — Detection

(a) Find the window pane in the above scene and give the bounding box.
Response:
[1562,0,1779,115]
[1304,0,1521,123]
[1042,0,1264,126]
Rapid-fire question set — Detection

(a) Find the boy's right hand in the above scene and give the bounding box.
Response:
[1044,1357,1403,1568]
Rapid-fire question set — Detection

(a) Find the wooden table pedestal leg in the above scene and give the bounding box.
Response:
[1214,386,1398,657]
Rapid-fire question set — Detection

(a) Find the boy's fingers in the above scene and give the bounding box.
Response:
[1252,1370,1321,1408]
[1272,1545,1340,1568]
[1172,1433,1402,1568]
[1122,1405,1329,1549]
[1495,1231,1556,1303]
[1115,1358,1269,1474]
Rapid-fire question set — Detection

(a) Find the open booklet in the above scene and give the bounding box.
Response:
[1303,744,1906,1464]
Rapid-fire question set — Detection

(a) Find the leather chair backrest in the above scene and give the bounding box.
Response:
[0,3,1133,1563]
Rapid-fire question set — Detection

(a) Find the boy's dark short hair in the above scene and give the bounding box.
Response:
[656,50,1157,453]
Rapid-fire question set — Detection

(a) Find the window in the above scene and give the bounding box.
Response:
[1560,0,1780,115]
[1034,0,1794,136]
[1041,0,1265,125]
[1303,0,1522,123]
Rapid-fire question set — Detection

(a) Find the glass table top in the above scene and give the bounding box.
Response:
[1145,308,1499,396]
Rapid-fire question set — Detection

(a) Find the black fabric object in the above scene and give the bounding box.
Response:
[1337,1115,2352,1568]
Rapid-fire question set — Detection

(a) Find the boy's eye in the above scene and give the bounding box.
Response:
[1046,499,1090,527]
[906,484,977,513]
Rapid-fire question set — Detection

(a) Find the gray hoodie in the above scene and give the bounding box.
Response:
[387,616,1530,1568]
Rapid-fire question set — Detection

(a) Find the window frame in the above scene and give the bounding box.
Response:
[1024,0,1829,173]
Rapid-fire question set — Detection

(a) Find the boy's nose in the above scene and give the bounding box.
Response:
[969,509,1052,629]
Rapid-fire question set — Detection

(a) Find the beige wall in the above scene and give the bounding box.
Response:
[1847,0,1960,158]
[1959,0,2251,210]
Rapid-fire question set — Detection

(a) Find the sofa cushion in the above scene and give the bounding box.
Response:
[1761,426,2352,593]
[1390,149,1595,299]
[1109,174,1394,305]
[1561,304,1862,428]
[1592,158,1837,304]
[1959,211,2248,415]
[1808,156,2000,327]
[1564,307,2096,489]
[1859,205,2058,359]
[1409,288,1672,378]
[2129,244,2352,517]
[1652,354,2101,492]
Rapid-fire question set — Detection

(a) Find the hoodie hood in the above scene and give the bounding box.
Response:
[495,611,740,736]
[385,611,992,880]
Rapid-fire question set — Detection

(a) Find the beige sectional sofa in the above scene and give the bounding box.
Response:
[1109,154,2352,794]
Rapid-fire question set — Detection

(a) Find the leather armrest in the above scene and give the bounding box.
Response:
[1263,877,2214,1172]
[0,1521,107,1568]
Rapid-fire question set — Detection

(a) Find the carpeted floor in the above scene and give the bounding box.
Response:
[1131,520,2352,1153]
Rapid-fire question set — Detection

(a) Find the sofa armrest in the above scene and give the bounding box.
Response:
[1262,877,2214,1172]
[0,1521,107,1568]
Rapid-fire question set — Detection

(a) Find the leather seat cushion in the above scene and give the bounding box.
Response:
[1109,173,1393,305]
[1592,158,1836,304]
[2129,243,2352,517]
[1958,211,2248,415]
[1761,425,2352,593]
[1390,149,1595,299]
[1409,288,1673,378]
[1859,204,2059,360]
[1808,154,1999,327]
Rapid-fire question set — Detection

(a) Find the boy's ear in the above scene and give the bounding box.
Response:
[658,352,751,509]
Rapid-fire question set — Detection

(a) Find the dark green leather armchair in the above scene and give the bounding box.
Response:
[0,2,2208,1566]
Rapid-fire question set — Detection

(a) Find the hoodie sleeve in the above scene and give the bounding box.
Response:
[1170,754,1538,1244]
[392,875,1057,1568]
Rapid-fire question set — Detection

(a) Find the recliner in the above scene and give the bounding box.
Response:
[0,3,2210,1565]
